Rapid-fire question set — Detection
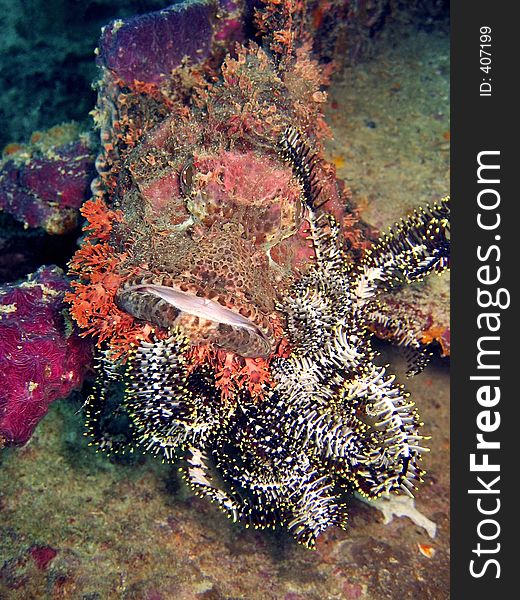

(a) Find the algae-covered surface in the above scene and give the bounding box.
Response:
[0,19,450,600]
[325,22,450,346]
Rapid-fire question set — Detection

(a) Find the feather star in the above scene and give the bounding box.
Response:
[84,127,450,548]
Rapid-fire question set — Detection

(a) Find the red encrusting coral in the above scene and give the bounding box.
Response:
[0,267,92,447]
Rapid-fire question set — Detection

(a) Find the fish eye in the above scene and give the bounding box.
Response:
[179,159,194,196]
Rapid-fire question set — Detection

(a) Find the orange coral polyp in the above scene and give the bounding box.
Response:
[80,197,123,240]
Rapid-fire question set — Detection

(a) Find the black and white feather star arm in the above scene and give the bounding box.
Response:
[212,442,286,531]
[279,127,347,271]
[216,425,348,547]
[124,332,225,460]
[280,272,346,352]
[124,332,190,456]
[184,445,246,524]
[270,352,424,498]
[366,300,432,376]
[83,331,226,461]
[344,364,427,498]
[353,196,450,303]
[285,460,348,548]
[260,381,365,476]
[279,127,323,209]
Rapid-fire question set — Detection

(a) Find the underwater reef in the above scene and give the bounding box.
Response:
[61,0,450,547]
[0,124,96,235]
[0,0,450,597]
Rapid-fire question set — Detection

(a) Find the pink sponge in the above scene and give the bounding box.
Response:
[0,266,92,447]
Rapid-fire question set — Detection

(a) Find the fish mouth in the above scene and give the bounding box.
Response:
[117,281,274,358]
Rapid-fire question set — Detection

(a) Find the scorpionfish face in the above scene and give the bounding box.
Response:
[111,115,312,358]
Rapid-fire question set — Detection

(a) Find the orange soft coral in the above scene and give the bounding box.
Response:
[65,198,153,359]
[187,345,284,404]
[80,197,123,240]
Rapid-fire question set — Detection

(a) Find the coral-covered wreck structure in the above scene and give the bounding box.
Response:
[63,0,451,547]
[0,0,450,549]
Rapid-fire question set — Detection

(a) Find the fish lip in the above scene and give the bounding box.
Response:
[121,282,273,355]
[130,284,264,334]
